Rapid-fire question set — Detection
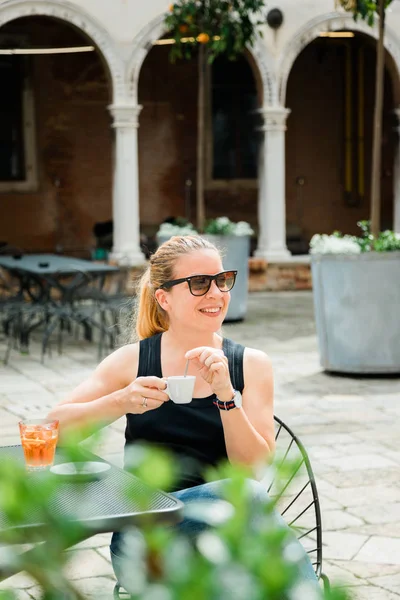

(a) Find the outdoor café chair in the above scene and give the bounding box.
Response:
[113,415,330,598]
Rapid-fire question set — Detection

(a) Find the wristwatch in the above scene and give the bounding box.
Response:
[213,389,242,411]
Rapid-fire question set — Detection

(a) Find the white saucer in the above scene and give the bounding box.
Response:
[50,461,111,482]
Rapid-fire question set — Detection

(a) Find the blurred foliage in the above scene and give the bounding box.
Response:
[336,0,393,26]
[0,433,353,599]
[164,0,266,62]
[355,220,400,252]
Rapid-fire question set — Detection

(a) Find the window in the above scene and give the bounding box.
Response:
[210,54,258,182]
[0,56,25,181]
[0,54,37,191]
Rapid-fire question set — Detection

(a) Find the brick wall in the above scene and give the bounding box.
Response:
[0,20,396,257]
[0,17,112,255]
[286,36,395,243]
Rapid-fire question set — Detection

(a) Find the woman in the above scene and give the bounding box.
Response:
[48,235,318,591]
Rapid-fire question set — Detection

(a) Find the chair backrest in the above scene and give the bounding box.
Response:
[268,416,323,579]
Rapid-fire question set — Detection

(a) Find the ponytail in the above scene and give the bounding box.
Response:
[134,268,169,340]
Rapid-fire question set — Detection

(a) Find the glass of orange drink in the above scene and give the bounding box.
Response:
[18,418,59,471]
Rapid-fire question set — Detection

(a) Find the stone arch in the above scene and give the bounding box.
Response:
[127,12,277,106]
[278,11,400,106]
[0,0,125,102]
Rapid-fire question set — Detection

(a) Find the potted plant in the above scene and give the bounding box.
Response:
[310,221,400,374]
[156,217,198,246]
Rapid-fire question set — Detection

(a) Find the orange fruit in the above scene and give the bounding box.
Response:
[169,3,174,11]
[197,32,210,44]
[179,24,189,33]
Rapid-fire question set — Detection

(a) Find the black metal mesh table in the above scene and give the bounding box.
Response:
[0,446,183,538]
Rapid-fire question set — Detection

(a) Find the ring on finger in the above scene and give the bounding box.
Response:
[141,397,148,408]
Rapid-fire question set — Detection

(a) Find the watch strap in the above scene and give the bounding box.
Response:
[213,398,237,411]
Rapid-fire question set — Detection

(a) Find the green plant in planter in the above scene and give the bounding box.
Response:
[204,216,254,236]
[310,220,400,254]
[157,219,198,238]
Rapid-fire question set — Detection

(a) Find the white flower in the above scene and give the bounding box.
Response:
[157,222,198,237]
[234,221,254,236]
[204,216,254,236]
[309,234,361,255]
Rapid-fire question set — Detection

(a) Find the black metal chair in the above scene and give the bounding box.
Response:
[270,416,330,590]
[113,416,330,598]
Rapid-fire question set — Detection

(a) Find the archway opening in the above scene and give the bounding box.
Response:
[285,31,399,251]
[0,16,113,256]
[137,40,261,243]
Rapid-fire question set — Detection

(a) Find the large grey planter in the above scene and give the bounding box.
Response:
[311,252,400,374]
[203,234,250,322]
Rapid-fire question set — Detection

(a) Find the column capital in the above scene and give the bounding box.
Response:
[108,103,143,128]
[258,106,291,131]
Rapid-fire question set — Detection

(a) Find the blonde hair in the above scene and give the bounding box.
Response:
[133,235,219,340]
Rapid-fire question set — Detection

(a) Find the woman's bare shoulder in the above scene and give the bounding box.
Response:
[243,346,273,380]
[95,342,140,386]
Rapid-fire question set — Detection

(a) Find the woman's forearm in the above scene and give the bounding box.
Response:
[220,408,273,466]
[47,387,128,440]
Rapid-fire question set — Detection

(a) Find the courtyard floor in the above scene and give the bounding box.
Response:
[0,291,399,599]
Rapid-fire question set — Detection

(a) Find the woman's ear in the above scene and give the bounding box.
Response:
[155,288,169,312]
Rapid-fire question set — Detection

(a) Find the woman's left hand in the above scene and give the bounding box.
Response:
[185,347,234,399]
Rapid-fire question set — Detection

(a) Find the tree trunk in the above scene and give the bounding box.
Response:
[370,0,386,238]
[196,44,206,230]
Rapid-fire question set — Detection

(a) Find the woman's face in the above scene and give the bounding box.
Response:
[156,249,231,332]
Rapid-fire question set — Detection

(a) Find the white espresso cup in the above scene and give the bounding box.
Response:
[165,376,196,404]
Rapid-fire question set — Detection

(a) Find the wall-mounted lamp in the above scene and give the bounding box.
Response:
[266,8,284,30]
[319,32,355,38]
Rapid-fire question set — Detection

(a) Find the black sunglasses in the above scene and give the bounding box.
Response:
[160,270,237,296]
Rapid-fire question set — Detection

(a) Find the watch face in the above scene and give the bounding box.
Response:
[234,390,242,408]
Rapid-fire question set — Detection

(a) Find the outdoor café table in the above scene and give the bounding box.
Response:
[0,254,119,352]
[0,445,183,583]
[0,253,118,302]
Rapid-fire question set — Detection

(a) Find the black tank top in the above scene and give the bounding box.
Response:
[125,333,245,491]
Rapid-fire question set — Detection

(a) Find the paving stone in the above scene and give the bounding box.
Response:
[337,561,400,579]
[348,503,400,525]
[354,536,400,565]
[350,585,400,599]
[369,573,400,596]
[322,469,400,489]
[323,560,365,587]
[326,485,400,508]
[318,494,344,511]
[74,576,117,598]
[64,548,114,580]
[346,523,400,537]
[70,533,112,551]
[322,454,398,472]
[97,546,113,564]
[0,571,37,590]
[322,510,364,531]
[322,532,369,561]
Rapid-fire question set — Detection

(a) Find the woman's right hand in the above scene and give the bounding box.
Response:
[123,376,169,414]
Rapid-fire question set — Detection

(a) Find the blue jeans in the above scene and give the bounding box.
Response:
[110,479,320,595]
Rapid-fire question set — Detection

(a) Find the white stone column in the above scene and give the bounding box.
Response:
[108,104,146,266]
[394,108,400,233]
[255,106,291,261]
